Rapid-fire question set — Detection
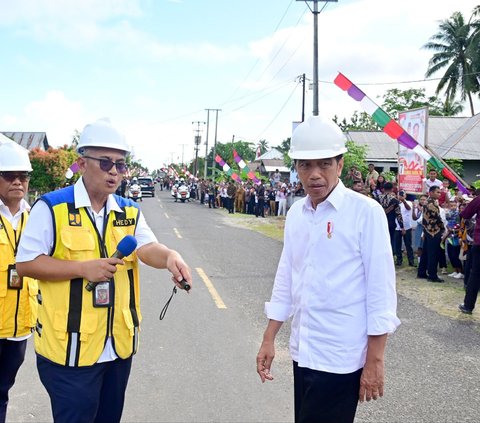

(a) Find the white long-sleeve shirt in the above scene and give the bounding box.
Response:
[265,181,400,374]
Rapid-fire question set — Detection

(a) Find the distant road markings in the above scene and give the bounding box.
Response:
[173,228,182,239]
[196,267,227,309]
[164,213,169,219]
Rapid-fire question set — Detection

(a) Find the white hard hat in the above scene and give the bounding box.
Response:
[289,115,347,160]
[0,141,32,172]
[77,118,130,154]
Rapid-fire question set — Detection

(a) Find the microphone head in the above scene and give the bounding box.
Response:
[117,235,138,257]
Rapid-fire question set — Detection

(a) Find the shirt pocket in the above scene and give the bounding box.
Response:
[0,233,12,271]
[60,227,96,261]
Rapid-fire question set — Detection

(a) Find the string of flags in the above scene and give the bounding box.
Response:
[215,155,242,183]
[233,150,261,184]
[333,72,470,194]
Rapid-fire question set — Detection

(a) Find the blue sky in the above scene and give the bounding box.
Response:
[1,0,478,171]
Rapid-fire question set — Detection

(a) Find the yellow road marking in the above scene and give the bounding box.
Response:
[196,267,227,309]
[173,228,182,239]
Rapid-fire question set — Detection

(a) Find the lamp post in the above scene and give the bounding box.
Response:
[192,121,205,177]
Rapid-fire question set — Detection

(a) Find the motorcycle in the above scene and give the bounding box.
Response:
[172,184,190,202]
[128,184,142,202]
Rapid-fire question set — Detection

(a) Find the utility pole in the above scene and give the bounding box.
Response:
[192,121,205,177]
[204,108,221,178]
[297,0,337,116]
[211,109,221,179]
[179,143,188,167]
[296,73,307,122]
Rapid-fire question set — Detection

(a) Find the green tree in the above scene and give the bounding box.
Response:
[257,139,269,155]
[423,11,478,116]
[207,140,255,176]
[340,140,369,183]
[333,111,381,131]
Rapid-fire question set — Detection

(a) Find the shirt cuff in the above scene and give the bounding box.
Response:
[265,301,292,322]
[367,312,401,335]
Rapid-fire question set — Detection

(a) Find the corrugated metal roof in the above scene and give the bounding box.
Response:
[346,115,478,161]
[1,132,49,151]
[257,147,283,160]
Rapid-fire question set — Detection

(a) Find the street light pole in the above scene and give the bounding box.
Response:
[212,109,221,179]
[192,121,205,177]
[204,108,221,178]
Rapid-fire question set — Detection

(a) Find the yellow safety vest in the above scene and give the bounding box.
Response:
[35,187,141,367]
[0,211,38,338]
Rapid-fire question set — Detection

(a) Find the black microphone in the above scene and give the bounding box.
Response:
[179,279,191,291]
[86,235,138,291]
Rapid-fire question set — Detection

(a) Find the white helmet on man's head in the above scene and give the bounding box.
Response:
[0,141,32,172]
[77,118,130,154]
[289,115,347,160]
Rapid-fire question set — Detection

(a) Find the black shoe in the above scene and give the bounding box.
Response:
[459,304,473,314]
[409,262,417,267]
[417,275,428,279]
[427,277,444,283]
[395,261,402,266]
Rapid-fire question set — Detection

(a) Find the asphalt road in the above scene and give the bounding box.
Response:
[7,187,480,422]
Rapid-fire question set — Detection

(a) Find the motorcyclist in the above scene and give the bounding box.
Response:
[129,177,142,201]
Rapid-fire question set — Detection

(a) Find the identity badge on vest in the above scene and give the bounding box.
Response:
[93,281,112,307]
[7,264,23,290]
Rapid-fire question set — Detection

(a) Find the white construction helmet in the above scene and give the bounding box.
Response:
[289,115,347,160]
[0,141,32,172]
[77,118,130,154]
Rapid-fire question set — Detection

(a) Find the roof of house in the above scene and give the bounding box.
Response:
[346,115,477,161]
[1,132,50,151]
[257,147,284,160]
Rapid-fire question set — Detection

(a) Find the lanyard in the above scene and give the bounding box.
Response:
[0,213,24,256]
[85,204,109,257]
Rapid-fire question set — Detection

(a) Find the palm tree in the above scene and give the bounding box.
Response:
[423,11,478,116]
[257,139,269,155]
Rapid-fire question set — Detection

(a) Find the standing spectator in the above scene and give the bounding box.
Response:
[226,181,236,214]
[438,179,452,207]
[256,115,400,423]
[394,191,414,266]
[412,195,428,260]
[272,169,281,187]
[417,185,445,282]
[423,170,442,193]
[268,188,276,216]
[459,192,480,314]
[371,175,386,201]
[277,186,288,217]
[364,163,379,190]
[235,183,245,213]
[207,179,216,209]
[379,182,404,252]
[247,187,256,215]
[16,119,192,423]
[0,142,37,423]
[256,184,265,218]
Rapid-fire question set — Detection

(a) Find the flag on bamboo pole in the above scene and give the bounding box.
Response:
[333,72,469,194]
[233,150,260,184]
[215,155,242,182]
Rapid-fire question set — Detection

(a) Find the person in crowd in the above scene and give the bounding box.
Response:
[417,185,445,282]
[371,174,386,201]
[16,119,192,423]
[364,163,379,190]
[256,116,400,423]
[423,169,442,193]
[247,187,256,215]
[352,180,366,194]
[458,190,480,314]
[0,142,37,423]
[226,181,236,214]
[394,190,415,266]
[255,184,265,218]
[412,194,428,261]
[207,179,216,209]
[438,179,452,207]
[272,169,281,186]
[379,182,404,252]
[344,165,363,188]
[235,183,245,213]
[277,186,288,217]
[268,187,277,217]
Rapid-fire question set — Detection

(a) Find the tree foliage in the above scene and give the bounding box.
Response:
[340,140,369,182]
[333,111,380,131]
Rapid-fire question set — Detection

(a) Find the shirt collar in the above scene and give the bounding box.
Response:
[74,176,123,214]
[302,179,347,212]
[0,198,30,219]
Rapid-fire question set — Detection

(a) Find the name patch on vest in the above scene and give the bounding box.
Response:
[113,218,136,227]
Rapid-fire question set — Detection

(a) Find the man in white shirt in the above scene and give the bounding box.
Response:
[394,191,415,266]
[16,119,192,423]
[423,170,443,193]
[256,116,400,423]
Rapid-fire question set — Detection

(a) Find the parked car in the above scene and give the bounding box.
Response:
[137,176,155,197]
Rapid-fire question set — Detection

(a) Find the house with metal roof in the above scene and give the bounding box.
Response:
[346,115,480,183]
[1,132,50,151]
[250,148,290,182]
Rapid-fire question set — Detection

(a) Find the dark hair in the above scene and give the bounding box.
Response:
[384,182,393,191]
[429,185,440,193]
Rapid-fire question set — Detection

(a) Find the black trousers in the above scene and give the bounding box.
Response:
[418,232,442,279]
[394,229,414,264]
[0,339,27,423]
[463,245,480,310]
[37,355,132,423]
[293,361,362,423]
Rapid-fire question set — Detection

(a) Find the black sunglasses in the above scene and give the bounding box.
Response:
[0,172,31,182]
[83,156,128,174]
